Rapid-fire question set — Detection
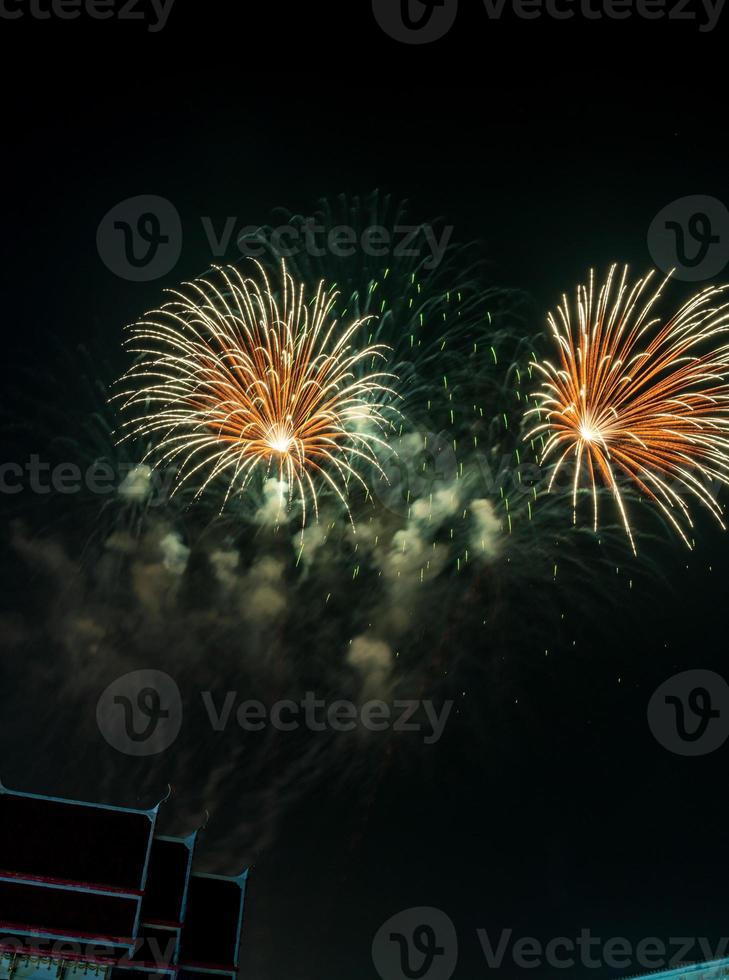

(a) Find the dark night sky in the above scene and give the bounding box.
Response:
[2,5,729,980]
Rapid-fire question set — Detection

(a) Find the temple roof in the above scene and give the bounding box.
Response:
[0,787,248,978]
[141,834,196,928]
[179,873,248,976]
[0,787,156,893]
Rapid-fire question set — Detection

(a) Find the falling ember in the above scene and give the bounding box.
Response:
[114,260,399,525]
[526,264,729,552]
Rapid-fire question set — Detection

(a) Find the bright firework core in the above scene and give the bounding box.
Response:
[115,260,398,524]
[265,425,295,456]
[578,421,601,443]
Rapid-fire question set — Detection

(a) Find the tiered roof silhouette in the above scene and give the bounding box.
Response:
[0,786,247,980]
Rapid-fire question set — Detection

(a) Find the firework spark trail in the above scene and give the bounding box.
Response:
[114,261,400,526]
[526,264,729,552]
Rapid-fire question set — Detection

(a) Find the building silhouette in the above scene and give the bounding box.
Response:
[0,786,247,980]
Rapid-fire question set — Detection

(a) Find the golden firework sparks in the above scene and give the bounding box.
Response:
[526,264,729,552]
[115,261,398,525]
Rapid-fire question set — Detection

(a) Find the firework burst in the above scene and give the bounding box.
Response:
[115,261,398,525]
[527,264,729,551]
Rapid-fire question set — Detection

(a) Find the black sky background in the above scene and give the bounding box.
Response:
[3,4,729,979]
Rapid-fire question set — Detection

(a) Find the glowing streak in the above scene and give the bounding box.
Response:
[114,260,399,525]
[526,264,729,552]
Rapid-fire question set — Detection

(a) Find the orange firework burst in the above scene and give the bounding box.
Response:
[526,265,729,552]
[115,261,397,524]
